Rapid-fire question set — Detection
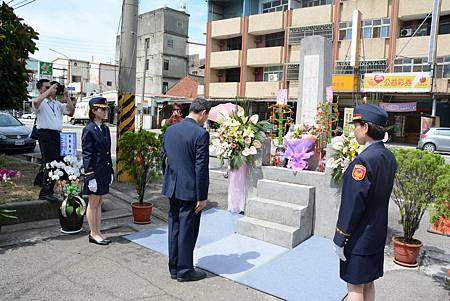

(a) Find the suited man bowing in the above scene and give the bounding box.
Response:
[161,97,211,282]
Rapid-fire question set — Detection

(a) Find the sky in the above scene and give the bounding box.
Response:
[11,0,207,64]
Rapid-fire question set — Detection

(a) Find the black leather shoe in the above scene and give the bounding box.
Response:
[39,195,59,203]
[177,269,206,282]
[89,235,109,245]
[102,238,112,244]
[170,274,177,280]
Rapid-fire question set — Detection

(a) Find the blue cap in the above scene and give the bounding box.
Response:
[352,104,388,127]
[89,97,108,108]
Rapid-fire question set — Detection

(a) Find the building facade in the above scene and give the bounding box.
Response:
[204,0,450,143]
[119,7,189,97]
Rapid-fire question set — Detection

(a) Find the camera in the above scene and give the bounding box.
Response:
[56,84,65,96]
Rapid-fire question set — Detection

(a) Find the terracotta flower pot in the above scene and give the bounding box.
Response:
[131,202,153,224]
[431,216,450,236]
[393,236,423,268]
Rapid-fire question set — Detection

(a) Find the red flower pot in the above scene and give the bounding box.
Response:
[431,216,450,235]
[393,236,422,268]
[131,202,153,224]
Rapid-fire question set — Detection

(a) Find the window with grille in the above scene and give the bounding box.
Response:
[335,60,387,74]
[288,24,333,45]
[299,0,333,8]
[340,18,390,40]
[394,56,450,78]
[285,63,300,81]
[163,60,169,71]
[261,0,288,14]
[263,66,283,82]
[167,38,174,48]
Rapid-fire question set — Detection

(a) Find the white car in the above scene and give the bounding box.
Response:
[21,112,36,119]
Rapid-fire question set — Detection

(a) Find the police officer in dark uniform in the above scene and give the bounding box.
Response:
[82,97,114,245]
[333,104,396,301]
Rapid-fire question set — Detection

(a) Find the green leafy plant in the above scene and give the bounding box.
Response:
[60,183,86,217]
[392,149,446,244]
[429,165,450,225]
[118,129,161,204]
[0,3,38,109]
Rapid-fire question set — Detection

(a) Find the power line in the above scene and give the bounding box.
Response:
[13,0,37,9]
[11,0,30,7]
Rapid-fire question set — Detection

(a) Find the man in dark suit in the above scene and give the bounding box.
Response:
[333,104,396,301]
[161,97,211,282]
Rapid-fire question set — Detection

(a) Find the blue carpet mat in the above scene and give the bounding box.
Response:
[238,235,347,301]
[124,208,347,301]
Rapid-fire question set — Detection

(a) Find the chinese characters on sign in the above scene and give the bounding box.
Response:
[343,108,354,136]
[363,72,431,92]
[60,132,77,157]
[379,102,417,113]
[276,89,288,105]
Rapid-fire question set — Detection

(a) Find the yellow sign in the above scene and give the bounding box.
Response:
[363,72,431,93]
[332,75,359,92]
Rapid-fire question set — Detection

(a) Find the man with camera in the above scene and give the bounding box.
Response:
[33,79,75,202]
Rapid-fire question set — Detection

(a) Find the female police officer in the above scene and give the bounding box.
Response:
[333,104,396,301]
[82,97,114,245]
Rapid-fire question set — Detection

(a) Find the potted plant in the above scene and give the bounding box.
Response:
[391,149,446,267]
[118,129,161,224]
[429,165,450,236]
[46,155,86,234]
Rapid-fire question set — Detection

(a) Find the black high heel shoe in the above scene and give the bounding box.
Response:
[89,235,109,245]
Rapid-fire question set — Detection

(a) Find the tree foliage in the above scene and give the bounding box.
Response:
[392,149,446,243]
[429,164,450,224]
[0,3,38,110]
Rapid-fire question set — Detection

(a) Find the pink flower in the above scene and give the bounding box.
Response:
[244,137,251,145]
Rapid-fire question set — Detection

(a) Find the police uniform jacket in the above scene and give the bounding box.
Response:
[333,141,396,255]
[82,121,114,186]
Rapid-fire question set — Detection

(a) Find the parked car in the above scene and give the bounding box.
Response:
[21,112,36,119]
[417,127,450,153]
[0,113,36,153]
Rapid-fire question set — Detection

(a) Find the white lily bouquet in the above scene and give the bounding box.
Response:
[46,155,86,217]
[210,110,268,170]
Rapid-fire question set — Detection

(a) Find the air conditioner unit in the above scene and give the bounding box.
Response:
[268,74,278,82]
[400,28,413,37]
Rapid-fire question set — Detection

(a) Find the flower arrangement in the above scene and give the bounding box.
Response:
[210,110,267,170]
[46,155,86,217]
[326,131,365,182]
[268,104,294,146]
[0,169,19,182]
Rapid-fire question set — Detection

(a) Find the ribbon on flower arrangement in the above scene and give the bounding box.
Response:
[284,135,317,171]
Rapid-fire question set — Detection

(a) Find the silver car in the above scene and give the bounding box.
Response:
[418,127,450,153]
[0,112,36,153]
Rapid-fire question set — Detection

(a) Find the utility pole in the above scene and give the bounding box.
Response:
[140,37,149,129]
[428,0,442,117]
[117,0,138,182]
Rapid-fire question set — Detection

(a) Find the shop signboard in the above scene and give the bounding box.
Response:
[343,108,354,136]
[379,102,417,112]
[363,72,431,93]
[332,75,359,92]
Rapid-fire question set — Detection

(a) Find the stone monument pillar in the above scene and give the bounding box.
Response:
[296,36,333,125]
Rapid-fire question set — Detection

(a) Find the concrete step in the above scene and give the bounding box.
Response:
[236,216,311,249]
[246,198,308,228]
[257,179,314,206]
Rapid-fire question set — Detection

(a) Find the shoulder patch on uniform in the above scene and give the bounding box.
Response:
[352,164,366,181]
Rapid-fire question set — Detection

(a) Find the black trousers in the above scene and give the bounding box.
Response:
[37,129,61,197]
[168,198,201,277]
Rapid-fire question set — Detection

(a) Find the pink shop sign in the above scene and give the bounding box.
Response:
[379,102,417,113]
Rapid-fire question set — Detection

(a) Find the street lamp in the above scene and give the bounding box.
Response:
[48,48,70,85]
[48,48,69,59]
